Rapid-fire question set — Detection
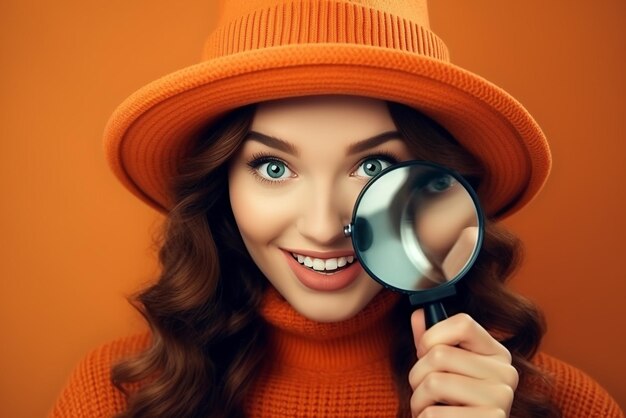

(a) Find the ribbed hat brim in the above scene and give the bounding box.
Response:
[104,43,551,218]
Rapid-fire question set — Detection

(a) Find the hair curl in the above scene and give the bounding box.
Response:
[112,100,561,418]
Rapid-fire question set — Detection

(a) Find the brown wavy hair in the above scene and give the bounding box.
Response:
[112,100,561,418]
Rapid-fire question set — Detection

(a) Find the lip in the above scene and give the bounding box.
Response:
[282,250,363,292]
[282,248,355,259]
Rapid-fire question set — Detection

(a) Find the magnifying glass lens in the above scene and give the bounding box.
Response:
[348,162,483,294]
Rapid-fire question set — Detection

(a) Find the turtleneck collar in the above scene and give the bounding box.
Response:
[259,287,404,371]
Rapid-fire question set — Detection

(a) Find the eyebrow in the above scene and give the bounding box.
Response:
[347,131,402,154]
[246,130,402,156]
[247,131,299,156]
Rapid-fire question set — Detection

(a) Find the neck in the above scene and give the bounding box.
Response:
[259,287,403,371]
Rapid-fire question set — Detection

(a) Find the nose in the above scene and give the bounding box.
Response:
[296,184,351,246]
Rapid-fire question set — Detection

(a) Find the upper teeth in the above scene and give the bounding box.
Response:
[292,253,355,271]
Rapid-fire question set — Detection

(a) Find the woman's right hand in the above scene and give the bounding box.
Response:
[408,310,519,418]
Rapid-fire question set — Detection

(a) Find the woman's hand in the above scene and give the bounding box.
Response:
[408,310,519,418]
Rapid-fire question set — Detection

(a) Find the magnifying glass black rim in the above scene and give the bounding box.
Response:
[349,160,485,295]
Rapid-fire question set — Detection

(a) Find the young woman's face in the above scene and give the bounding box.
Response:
[228,95,415,322]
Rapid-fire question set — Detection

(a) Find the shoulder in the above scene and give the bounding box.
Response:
[49,332,151,418]
[533,352,624,418]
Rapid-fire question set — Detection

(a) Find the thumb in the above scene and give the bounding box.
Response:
[411,309,427,352]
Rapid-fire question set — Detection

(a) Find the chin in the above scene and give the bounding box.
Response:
[282,280,383,323]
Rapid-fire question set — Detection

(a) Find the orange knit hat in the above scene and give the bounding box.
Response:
[104,0,551,218]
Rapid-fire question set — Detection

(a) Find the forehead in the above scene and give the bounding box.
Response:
[250,95,398,141]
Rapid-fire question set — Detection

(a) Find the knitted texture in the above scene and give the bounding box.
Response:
[50,333,148,417]
[104,0,551,218]
[534,354,624,418]
[202,1,449,61]
[244,288,402,417]
[49,294,624,417]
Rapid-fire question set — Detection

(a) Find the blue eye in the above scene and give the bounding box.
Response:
[423,174,456,193]
[254,159,293,181]
[356,158,394,178]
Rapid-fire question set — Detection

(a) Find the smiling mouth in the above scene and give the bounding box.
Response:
[290,252,356,274]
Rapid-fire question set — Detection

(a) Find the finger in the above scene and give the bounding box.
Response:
[415,313,511,362]
[416,405,512,418]
[408,344,519,391]
[410,372,514,416]
[411,309,427,350]
[441,226,478,280]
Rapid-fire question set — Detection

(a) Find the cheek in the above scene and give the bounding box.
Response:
[228,173,294,249]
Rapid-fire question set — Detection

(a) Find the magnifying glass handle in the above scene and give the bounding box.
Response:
[424,302,448,329]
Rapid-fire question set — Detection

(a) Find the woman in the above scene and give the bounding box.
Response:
[51,1,623,417]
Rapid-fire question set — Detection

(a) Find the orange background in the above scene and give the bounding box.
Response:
[1,1,624,417]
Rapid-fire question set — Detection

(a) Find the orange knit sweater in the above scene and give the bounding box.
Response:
[50,289,624,417]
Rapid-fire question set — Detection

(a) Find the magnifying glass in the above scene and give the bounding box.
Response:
[343,161,484,329]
